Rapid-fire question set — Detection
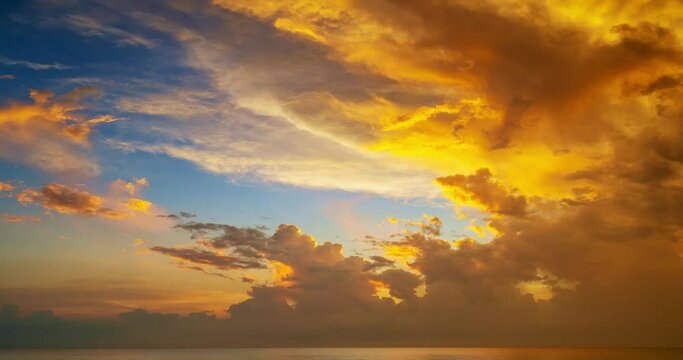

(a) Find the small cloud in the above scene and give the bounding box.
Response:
[126,198,152,213]
[87,114,124,124]
[134,248,151,255]
[0,55,74,70]
[16,183,126,219]
[0,74,15,79]
[1,213,41,223]
[150,246,266,270]
[64,15,155,48]
[0,181,15,192]
[111,178,148,197]
[9,179,157,221]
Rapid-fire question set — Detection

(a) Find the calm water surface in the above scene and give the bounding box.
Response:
[0,348,681,360]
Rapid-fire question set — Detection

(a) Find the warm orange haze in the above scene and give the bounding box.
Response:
[1,0,683,350]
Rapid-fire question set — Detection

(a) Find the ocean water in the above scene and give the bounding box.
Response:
[0,348,681,360]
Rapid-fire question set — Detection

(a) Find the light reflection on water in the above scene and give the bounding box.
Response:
[0,348,682,360]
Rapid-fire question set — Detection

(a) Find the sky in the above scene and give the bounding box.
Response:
[0,0,682,348]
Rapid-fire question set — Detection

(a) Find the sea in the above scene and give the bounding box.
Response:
[0,348,681,360]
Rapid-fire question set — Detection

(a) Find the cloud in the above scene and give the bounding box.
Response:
[2,0,682,348]
[106,7,443,198]
[110,178,148,197]
[364,255,394,271]
[12,179,157,220]
[0,88,121,175]
[63,14,155,48]
[16,183,125,218]
[1,213,41,223]
[126,198,152,213]
[0,75,15,80]
[437,168,528,217]
[150,246,265,270]
[212,0,683,200]
[0,182,15,192]
[144,119,683,347]
[5,185,683,347]
[109,139,441,198]
[0,55,74,70]
[151,218,424,309]
[0,276,241,320]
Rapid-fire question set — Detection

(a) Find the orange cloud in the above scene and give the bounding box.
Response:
[126,198,152,213]
[1,213,41,223]
[437,168,527,217]
[16,183,124,218]
[111,178,149,196]
[0,181,15,192]
[12,178,156,220]
[0,88,122,175]
[213,0,682,203]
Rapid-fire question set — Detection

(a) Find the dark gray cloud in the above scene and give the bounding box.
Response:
[149,246,265,270]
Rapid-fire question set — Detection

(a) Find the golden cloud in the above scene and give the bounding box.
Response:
[213,0,683,201]
[1,213,41,223]
[0,181,15,192]
[16,183,125,218]
[0,88,122,175]
[12,179,156,220]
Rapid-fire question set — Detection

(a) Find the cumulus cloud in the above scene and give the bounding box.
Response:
[5,184,683,347]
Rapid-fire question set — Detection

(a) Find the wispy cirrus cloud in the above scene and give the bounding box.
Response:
[64,14,155,48]
[1,213,41,223]
[0,55,74,70]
